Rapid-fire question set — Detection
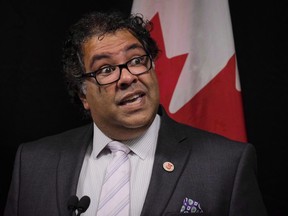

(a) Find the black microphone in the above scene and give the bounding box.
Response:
[67,195,79,215]
[76,196,91,216]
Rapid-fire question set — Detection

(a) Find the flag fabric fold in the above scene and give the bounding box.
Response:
[131,0,247,142]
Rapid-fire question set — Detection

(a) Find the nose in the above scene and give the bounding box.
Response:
[117,67,137,89]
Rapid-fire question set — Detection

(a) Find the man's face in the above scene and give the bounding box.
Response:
[80,30,160,140]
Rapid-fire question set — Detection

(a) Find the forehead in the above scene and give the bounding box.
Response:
[83,30,144,58]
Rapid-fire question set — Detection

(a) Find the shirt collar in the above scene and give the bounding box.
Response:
[91,114,161,160]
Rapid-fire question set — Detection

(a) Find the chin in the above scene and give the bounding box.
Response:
[123,115,153,129]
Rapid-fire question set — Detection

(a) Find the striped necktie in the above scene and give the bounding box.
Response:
[97,141,131,216]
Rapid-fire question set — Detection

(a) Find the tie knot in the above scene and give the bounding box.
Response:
[107,141,130,155]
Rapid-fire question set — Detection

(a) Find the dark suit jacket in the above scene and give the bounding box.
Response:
[4,108,267,216]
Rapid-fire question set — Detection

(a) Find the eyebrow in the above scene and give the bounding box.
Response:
[88,43,145,69]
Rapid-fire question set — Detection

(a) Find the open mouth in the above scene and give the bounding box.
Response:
[119,93,145,106]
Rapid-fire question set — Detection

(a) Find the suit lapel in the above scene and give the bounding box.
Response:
[141,109,191,216]
[56,124,93,216]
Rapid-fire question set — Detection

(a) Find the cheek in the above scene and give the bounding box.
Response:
[84,84,115,108]
[149,72,160,97]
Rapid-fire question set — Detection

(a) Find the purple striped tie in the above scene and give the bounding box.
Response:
[97,141,130,216]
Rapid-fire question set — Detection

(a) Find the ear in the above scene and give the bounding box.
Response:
[79,94,90,110]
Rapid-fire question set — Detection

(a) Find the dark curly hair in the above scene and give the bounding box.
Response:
[62,10,160,112]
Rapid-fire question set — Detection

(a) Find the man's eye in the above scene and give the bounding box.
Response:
[98,66,116,75]
[130,56,146,66]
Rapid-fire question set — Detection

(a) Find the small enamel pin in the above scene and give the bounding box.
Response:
[163,161,174,172]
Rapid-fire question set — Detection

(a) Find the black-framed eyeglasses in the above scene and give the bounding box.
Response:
[82,54,152,85]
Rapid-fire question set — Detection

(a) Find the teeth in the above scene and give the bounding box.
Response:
[121,94,141,105]
[126,94,140,102]
[129,95,140,100]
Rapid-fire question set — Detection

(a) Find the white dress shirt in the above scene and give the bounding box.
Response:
[76,114,160,216]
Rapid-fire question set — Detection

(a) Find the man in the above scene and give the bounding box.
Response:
[4,11,267,216]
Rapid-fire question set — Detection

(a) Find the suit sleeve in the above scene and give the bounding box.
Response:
[4,144,23,216]
[229,144,268,216]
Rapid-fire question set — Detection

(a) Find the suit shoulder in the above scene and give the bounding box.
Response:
[19,123,93,152]
[162,115,252,151]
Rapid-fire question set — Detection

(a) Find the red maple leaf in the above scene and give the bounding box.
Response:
[150,13,247,142]
[150,13,188,113]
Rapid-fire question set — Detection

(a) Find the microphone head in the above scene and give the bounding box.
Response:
[67,195,79,211]
[77,195,91,213]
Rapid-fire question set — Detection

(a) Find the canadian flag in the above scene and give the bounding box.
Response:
[132,0,247,142]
